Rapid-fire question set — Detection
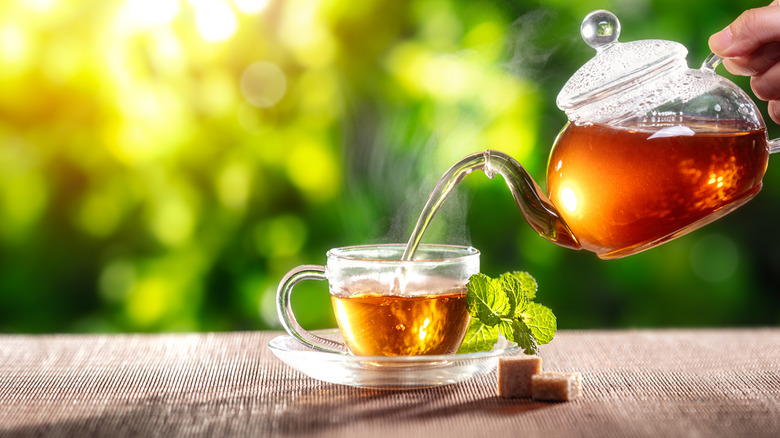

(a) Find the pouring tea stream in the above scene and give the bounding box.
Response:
[403,9,780,261]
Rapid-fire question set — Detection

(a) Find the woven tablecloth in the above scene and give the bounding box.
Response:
[1,328,779,437]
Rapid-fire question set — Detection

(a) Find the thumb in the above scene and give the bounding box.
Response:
[709,2,780,57]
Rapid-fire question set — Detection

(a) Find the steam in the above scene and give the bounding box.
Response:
[390,169,472,248]
[502,9,563,79]
[341,9,564,250]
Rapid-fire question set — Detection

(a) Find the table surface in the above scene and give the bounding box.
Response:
[1,328,779,438]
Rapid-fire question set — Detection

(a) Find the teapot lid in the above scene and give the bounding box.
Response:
[557,10,689,123]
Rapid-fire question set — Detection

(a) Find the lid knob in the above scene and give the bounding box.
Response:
[581,9,620,50]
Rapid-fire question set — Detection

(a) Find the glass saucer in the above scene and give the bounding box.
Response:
[268,328,520,389]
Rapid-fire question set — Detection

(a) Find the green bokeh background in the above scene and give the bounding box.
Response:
[1,0,778,334]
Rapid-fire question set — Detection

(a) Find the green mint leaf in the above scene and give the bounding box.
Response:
[499,273,519,317]
[520,302,557,345]
[498,272,527,316]
[499,319,513,341]
[510,318,539,355]
[466,273,508,327]
[457,270,556,355]
[457,319,500,353]
[502,271,537,304]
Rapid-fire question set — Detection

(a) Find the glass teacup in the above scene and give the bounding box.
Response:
[276,244,479,356]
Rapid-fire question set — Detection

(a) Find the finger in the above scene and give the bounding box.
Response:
[719,41,780,76]
[709,4,780,58]
[769,100,780,125]
[750,61,780,101]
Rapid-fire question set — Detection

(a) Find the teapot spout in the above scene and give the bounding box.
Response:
[402,149,580,261]
[484,149,581,250]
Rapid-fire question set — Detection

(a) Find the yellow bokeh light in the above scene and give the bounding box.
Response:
[386,42,429,96]
[216,161,253,210]
[279,0,336,68]
[125,275,169,328]
[109,83,193,164]
[254,215,308,258]
[0,23,33,78]
[0,24,24,60]
[42,37,83,84]
[233,0,269,14]
[147,28,186,76]
[477,72,526,116]
[483,116,536,165]
[295,68,342,121]
[240,61,287,108]
[285,140,340,202]
[0,169,48,240]
[21,0,57,12]
[198,70,238,116]
[420,55,470,101]
[415,2,461,51]
[237,102,277,134]
[192,0,237,42]
[75,187,124,237]
[122,0,180,28]
[121,251,207,329]
[147,193,197,247]
[462,20,504,49]
[21,0,57,11]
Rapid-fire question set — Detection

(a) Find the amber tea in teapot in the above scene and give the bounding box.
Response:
[547,120,769,258]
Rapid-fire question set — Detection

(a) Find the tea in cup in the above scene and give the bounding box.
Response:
[276,244,478,356]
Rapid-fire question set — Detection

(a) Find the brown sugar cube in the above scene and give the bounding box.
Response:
[497,355,542,398]
[531,371,582,402]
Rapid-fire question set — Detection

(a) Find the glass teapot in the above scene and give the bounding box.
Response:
[543,9,780,258]
[404,10,780,261]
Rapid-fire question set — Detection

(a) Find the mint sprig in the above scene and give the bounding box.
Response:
[457,271,556,355]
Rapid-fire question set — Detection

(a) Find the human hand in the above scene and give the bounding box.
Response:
[709,1,780,124]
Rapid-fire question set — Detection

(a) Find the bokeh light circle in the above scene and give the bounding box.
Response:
[240,61,287,108]
[690,233,739,283]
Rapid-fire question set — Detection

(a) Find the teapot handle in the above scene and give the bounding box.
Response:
[701,53,722,71]
[703,53,780,152]
[770,138,780,154]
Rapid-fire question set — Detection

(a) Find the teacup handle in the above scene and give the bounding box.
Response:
[769,137,780,154]
[276,265,348,355]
